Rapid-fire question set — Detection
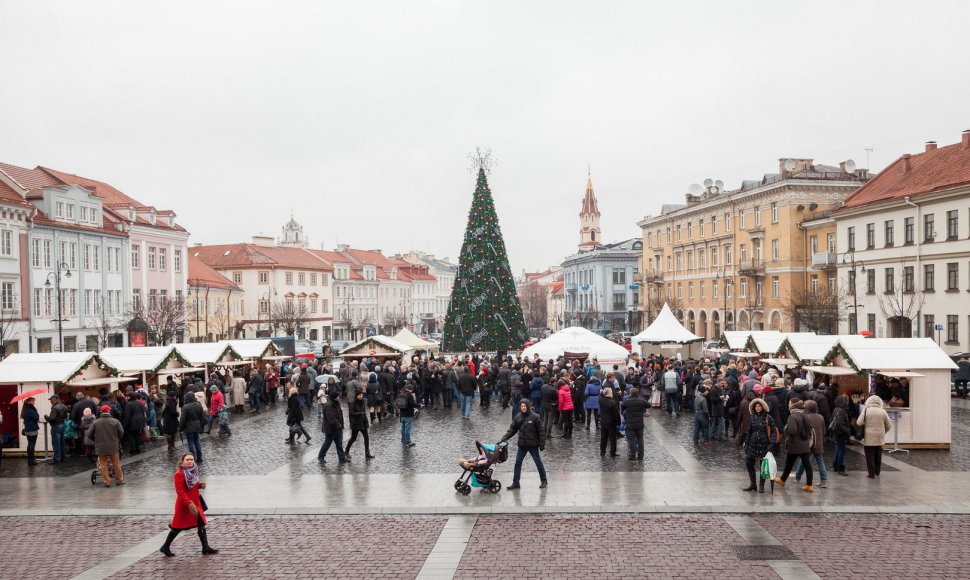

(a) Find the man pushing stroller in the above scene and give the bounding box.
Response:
[500,399,548,489]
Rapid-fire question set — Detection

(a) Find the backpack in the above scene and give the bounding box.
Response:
[797,413,813,441]
[394,392,410,411]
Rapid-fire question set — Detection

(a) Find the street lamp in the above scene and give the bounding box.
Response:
[43,262,72,352]
[842,250,866,334]
[714,270,734,334]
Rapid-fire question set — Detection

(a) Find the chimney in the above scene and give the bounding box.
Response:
[963,130,970,149]
[900,154,912,174]
[337,244,349,252]
[251,235,274,247]
[925,141,938,152]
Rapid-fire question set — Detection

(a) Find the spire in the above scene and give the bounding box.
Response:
[580,176,600,217]
[578,172,602,251]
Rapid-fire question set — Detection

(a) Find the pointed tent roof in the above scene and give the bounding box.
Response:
[392,328,440,351]
[580,177,600,217]
[632,304,703,344]
[522,326,629,363]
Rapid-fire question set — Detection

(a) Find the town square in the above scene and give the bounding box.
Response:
[2,2,970,579]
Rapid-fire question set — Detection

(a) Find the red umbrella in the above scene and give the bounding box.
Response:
[10,387,49,404]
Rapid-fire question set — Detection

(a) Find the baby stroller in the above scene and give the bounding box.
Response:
[454,441,508,495]
[217,405,232,438]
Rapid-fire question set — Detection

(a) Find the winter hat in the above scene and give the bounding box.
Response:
[100,405,111,413]
[788,397,804,409]
[775,378,785,389]
[804,400,818,413]
[793,378,809,387]
[49,394,60,401]
[82,407,92,416]
[763,386,773,394]
[368,373,378,384]
[753,385,765,394]
[210,385,219,392]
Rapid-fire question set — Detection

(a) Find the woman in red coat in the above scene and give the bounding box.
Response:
[557,379,574,439]
[159,453,218,556]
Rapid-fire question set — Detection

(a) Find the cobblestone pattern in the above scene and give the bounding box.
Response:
[455,515,778,579]
[0,517,159,578]
[757,515,970,579]
[106,516,447,580]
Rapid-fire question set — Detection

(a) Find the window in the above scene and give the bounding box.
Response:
[148,247,157,270]
[65,203,74,219]
[739,211,747,229]
[885,220,894,247]
[699,281,706,299]
[612,268,625,284]
[687,222,693,240]
[699,249,706,269]
[258,271,269,284]
[924,314,935,341]
[688,283,694,300]
[924,264,935,292]
[867,313,876,335]
[809,274,818,296]
[699,219,705,237]
[0,230,11,256]
[739,278,747,299]
[31,239,40,267]
[827,233,836,253]
[866,223,875,249]
[711,248,719,267]
[712,280,719,300]
[321,299,328,313]
[847,227,855,251]
[687,252,694,270]
[724,212,731,232]
[947,315,959,343]
[677,283,682,299]
[84,244,100,271]
[725,279,733,299]
[866,269,876,294]
[885,268,895,294]
[903,266,914,292]
[848,313,858,335]
[676,225,682,241]
[947,263,959,291]
[756,280,763,302]
[232,271,242,284]
[310,273,317,285]
[773,276,780,298]
[613,292,625,310]
[947,210,959,240]
[725,245,733,265]
[259,299,269,313]
[771,203,779,223]
[131,246,140,269]
[286,272,294,285]
[55,201,65,218]
[810,235,818,254]
[310,299,318,313]
[904,217,914,245]
[132,288,141,308]
[771,239,779,260]
[106,247,119,272]
[298,272,306,285]
[924,213,935,242]
[174,250,182,273]
[159,248,167,271]
[739,244,747,262]
[848,269,857,294]
[1,282,14,310]
[711,215,718,234]
[754,206,762,227]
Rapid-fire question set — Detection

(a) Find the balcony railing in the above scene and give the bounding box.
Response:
[737,259,765,277]
[644,269,664,283]
[812,252,838,268]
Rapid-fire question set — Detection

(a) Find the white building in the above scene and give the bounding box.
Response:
[398,250,457,333]
[562,238,643,332]
[834,131,970,354]
[0,181,33,355]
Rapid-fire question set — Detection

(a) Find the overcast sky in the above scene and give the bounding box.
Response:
[2,1,968,274]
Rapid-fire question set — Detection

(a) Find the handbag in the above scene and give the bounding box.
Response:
[289,422,303,434]
[139,426,150,442]
[199,495,208,512]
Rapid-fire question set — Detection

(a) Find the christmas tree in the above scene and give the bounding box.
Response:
[443,163,528,352]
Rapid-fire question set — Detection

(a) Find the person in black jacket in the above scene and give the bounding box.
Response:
[598,387,621,457]
[345,390,374,459]
[123,393,148,454]
[457,366,477,419]
[501,399,547,489]
[539,380,558,438]
[162,390,180,450]
[285,387,311,444]
[179,393,205,463]
[318,392,349,463]
[621,388,649,460]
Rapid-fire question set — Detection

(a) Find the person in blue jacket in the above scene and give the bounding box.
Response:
[583,377,601,429]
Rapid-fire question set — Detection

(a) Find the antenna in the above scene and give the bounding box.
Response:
[689,183,703,196]
[844,159,857,173]
[864,147,873,169]
[783,159,797,172]
[703,178,713,187]
[714,179,724,191]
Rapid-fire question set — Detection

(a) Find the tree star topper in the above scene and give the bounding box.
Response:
[467,146,497,174]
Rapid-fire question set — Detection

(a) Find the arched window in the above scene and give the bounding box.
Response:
[591,231,596,241]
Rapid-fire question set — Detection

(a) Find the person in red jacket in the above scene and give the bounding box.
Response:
[159,453,218,557]
[206,385,225,434]
[557,379,574,439]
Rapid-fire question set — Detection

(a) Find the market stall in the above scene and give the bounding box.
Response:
[522,326,629,365]
[811,337,957,448]
[340,335,414,364]
[778,334,845,364]
[99,345,196,389]
[392,328,440,352]
[631,303,703,358]
[172,342,244,376]
[219,339,284,361]
[0,352,131,454]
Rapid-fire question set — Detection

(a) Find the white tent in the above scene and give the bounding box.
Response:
[100,346,192,374]
[522,326,629,364]
[392,328,440,351]
[779,334,850,363]
[341,335,415,360]
[721,331,753,350]
[632,304,703,345]
[218,339,283,359]
[826,337,957,372]
[750,331,811,355]
[172,342,242,366]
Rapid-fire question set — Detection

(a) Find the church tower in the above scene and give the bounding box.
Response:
[578,175,601,251]
[279,214,308,248]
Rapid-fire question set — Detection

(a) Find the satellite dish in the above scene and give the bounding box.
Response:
[784,159,797,171]
[714,180,724,190]
[703,178,714,187]
[844,159,857,173]
[689,183,703,195]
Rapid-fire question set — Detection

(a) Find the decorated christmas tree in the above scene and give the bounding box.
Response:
[443,159,528,352]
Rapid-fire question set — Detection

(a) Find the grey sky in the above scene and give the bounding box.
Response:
[2,1,968,274]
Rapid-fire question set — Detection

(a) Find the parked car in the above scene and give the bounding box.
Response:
[429,332,443,341]
[701,340,722,360]
[295,339,315,355]
[329,340,351,354]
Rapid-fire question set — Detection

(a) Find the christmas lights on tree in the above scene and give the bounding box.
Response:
[442,157,527,352]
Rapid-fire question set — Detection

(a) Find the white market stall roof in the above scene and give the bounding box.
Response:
[721,331,754,350]
[342,335,414,358]
[779,334,852,362]
[0,352,118,385]
[392,328,440,351]
[825,337,958,373]
[172,342,242,365]
[632,304,703,345]
[218,339,282,359]
[749,331,810,354]
[522,326,629,364]
[99,346,193,374]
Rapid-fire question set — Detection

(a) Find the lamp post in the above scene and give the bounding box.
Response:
[43,262,72,352]
[715,270,733,334]
[841,250,866,334]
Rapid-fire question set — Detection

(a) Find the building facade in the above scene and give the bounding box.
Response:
[833,132,970,353]
[637,158,869,340]
[0,181,36,356]
[562,239,642,332]
[397,250,457,333]
[187,253,244,342]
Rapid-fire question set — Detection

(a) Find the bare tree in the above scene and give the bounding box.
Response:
[736,297,762,331]
[88,303,122,350]
[520,281,548,329]
[878,274,925,338]
[574,305,600,329]
[129,297,187,345]
[783,284,848,334]
[384,312,408,335]
[0,299,25,359]
[642,288,683,325]
[270,299,310,337]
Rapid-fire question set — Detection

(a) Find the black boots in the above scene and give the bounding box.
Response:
[160,529,179,557]
[835,464,848,476]
[301,427,311,443]
[198,525,218,554]
[742,478,757,491]
[758,478,766,493]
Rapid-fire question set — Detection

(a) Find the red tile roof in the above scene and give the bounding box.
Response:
[0,180,32,207]
[840,137,970,210]
[193,244,333,271]
[31,214,127,237]
[0,162,60,190]
[391,258,436,281]
[187,254,240,290]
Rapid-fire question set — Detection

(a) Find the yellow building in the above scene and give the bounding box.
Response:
[187,253,245,342]
[636,159,869,339]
